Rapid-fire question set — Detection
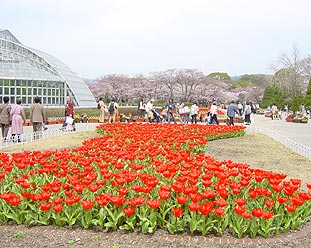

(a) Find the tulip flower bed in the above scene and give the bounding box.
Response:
[1,123,311,239]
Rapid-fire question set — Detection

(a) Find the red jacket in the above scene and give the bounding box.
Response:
[65,101,74,116]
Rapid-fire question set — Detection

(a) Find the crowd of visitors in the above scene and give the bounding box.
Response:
[0,95,80,143]
[0,96,48,142]
[95,98,258,126]
[0,95,261,143]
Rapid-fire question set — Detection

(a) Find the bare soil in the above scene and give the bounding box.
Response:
[1,131,311,248]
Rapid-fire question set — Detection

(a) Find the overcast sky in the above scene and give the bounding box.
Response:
[1,0,311,79]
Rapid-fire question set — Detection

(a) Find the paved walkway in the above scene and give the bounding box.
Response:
[249,113,311,148]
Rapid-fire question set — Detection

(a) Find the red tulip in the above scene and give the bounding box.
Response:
[264,199,275,208]
[40,202,52,211]
[53,204,63,213]
[215,208,225,216]
[117,187,129,196]
[7,195,23,206]
[172,207,184,218]
[53,197,63,205]
[146,199,161,209]
[95,195,109,207]
[123,207,135,216]
[233,206,246,215]
[158,189,171,200]
[81,200,96,210]
[298,192,311,200]
[285,204,296,212]
[201,190,217,199]
[188,203,199,212]
[262,211,274,219]
[88,184,101,192]
[242,212,252,218]
[290,196,305,206]
[190,193,202,203]
[252,208,264,218]
[290,179,301,186]
[110,196,126,206]
[176,195,187,204]
[277,196,287,204]
[127,196,145,206]
[215,198,228,207]
[235,198,247,206]
[199,202,214,216]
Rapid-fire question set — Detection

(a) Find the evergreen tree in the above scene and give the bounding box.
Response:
[304,77,311,109]
[291,96,300,112]
[260,85,280,108]
[261,85,291,109]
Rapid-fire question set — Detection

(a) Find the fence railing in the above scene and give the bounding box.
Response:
[247,126,311,161]
[0,123,100,149]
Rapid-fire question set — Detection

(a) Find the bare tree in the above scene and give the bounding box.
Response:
[271,44,310,96]
[175,69,205,102]
[152,69,178,99]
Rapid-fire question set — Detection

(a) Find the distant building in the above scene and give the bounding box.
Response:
[0,29,96,107]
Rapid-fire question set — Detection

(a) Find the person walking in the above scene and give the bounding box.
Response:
[0,96,11,142]
[227,100,239,126]
[190,102,199,124]
[137,98,146,118]
[10,98,26,142]
[271,103,278,120]
[237,101,243,116]
[60,96,76,131]
[244,102,252,125]
[108,100,118,123]
[209,102,219,124]
[30,96,47,140]
[98,97,107,123]
[165,98,177,124]
[146,99,155,123]
[178,103,187,124]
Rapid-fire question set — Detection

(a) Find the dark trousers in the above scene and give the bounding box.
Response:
[245,114,251,123]
[228,117,234,126]
[1,123,10,141]
[210,114,219,124]
[191,114,197,124]
[167,112,176,123]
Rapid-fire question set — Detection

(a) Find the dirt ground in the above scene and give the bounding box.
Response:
[206,133,311,190]
[1,131,311,248]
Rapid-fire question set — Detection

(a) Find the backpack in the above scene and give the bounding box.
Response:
[109,102,115,113]
[97,103,101,109]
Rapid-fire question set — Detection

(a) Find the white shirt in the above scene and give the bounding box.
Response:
[210,104,217,115]
[146,101,153,112]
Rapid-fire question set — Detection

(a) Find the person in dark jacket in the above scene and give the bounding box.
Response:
[0,96,11,141]
[165,98,177,124]
[227,101,239,126]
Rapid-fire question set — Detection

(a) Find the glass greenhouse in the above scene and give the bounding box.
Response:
[0,29,96,108]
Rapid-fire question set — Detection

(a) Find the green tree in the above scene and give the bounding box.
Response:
[260,85,291,109]
[304,77,311,108]
[291,96,300,112]
[207,72,231,81]
[230,80,253,89]
[260,85,279,108]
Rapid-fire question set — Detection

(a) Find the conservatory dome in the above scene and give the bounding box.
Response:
[0,29,96,107]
